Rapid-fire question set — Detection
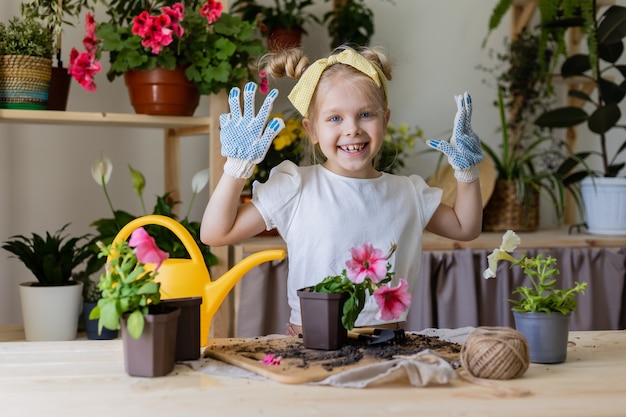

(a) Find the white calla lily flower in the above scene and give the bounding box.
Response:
[191,168,210,193]
[91,153,112,186]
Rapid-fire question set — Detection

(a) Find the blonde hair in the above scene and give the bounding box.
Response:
[261,46,393,165]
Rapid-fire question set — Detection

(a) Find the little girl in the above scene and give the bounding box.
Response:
[201,46,484,335]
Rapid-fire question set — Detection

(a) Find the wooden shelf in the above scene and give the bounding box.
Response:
[0,109,211,133]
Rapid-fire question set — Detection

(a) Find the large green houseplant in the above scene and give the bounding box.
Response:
[2,224,91,341]
[479,29,588,229]
[532,4,626,234]
[483,230,587,363]
[69,0,264,95]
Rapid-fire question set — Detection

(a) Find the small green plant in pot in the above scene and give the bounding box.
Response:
[90,227,180,377]
[0,15,55,109]
[2,224,91,341]
[483,230,587,363]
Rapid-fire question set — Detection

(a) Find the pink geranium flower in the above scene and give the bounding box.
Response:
[346,242,388,284]
[128,227,169,271]
[373,279,412,321]
[200,0,223,24]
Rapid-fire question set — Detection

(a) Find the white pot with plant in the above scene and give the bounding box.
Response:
[532,4,626,235]
[483,230,587,364]
[2,224,91,341]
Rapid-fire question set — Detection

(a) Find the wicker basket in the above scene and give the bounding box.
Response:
[483,179,539,232]
[0,55,52,110]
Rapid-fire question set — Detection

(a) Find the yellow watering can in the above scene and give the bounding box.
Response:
[111,214,285,346]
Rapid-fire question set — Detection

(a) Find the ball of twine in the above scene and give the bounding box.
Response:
[460,326,530,380]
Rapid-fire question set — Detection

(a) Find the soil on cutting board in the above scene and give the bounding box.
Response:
[206,333,462,372]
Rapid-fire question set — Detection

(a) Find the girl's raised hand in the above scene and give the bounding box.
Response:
[219,82,285,179]
[427,92,484,182]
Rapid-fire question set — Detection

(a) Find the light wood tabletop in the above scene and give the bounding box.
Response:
[1,326,625,417]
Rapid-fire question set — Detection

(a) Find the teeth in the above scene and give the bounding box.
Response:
[340,144,366,152]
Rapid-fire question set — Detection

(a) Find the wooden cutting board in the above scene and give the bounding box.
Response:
[204,335,461,385]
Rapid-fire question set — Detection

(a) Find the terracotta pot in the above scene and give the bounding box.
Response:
[46,66,71,111]
[267,28,303,52]
[121,304,181,377]
[297,288,348,350]
[124,66,200,116]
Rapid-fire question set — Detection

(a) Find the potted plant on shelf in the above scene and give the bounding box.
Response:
[230,0,321,51]
[20,0,95,110]
[298,242,412,350]
[483,230,587,364]
[321,0,383,49]
[0,15,54,110]
[479,29,589,231]
[533,4,626,235]
[90,227,181,377]
[2,224,91,341]
[69,0,264,115]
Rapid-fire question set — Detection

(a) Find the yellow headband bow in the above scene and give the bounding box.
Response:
[288,49,389,117]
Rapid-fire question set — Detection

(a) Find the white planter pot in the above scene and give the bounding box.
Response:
[580,177,626,236]
[19,281,83,341]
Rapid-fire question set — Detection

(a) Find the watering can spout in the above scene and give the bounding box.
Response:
[202,249,286,327]
[112,215,286,346]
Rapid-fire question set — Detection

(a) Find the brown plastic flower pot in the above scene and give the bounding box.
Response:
[162,297,202,361]
[297,288,348,350]
[121,304,180,377]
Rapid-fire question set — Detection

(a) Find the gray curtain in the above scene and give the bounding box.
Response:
[235,247,626,337]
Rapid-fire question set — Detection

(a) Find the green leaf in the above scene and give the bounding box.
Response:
[127,310,145,339]
[535,107,589,128]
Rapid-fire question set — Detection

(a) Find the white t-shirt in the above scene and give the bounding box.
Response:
[252,161,443,327]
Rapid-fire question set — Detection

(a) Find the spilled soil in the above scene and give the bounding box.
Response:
[205,332,461,373]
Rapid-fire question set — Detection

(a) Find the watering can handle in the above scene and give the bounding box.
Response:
[111,214,205,266]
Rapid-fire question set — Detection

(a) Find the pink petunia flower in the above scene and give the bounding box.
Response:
[200,0,223,24]
[260,353,282,366]
[373,279,412,321]
[128,227,169,271]
[346,242,388,284]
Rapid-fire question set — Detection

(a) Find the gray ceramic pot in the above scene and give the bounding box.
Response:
[513,311,570,364]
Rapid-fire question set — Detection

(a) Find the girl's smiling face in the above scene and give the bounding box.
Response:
[303,71,390,179]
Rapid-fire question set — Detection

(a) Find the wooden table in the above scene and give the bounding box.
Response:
[1,327,625,416]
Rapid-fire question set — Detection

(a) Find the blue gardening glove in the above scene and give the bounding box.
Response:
[220,82,285,179]
[427,92,484,183]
